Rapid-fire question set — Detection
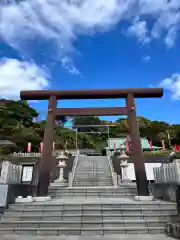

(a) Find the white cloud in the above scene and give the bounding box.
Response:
[159,73,180,100]
[0,58,49,99]
[2,1,180,54]
[142,55,151,62]
[126,19,150,44]
[0,0,132,54]
[1,0,180,71]
[61,56,81,75]
[164,27,177,48]
[0,0,134,73]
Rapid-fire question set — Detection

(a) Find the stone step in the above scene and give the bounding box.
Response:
[48,192,136,196]
[49,191,136,194]
[75,171,110,172]
[73,182,112,184]
[2,213,178,221]
[48,190,136,196]
[0,219,169,229]
[4,205,177,215]
[75,172,111,174]
[48,188,137,192]
[0,226,165,235]
[73,180,113,182]
[4,210,177,218]
[49,194,135,198]
[73,180,112,182]
[49,186,137,189]
[73,177,112,179]
[73,183,113,184]
[73,183,113,185]
[72,184,113,187]
[7,202,177,209]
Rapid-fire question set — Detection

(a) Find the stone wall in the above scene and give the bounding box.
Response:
[0,155,75,200]
[150,182,180,202]
[111,156,166,181]
[0,155,75,182]
[165,222,180,239]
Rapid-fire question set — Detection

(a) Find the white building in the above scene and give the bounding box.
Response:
[108,138,168,182]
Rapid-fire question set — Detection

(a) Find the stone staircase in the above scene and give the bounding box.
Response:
[0,155,178,236]
[0,200,177,235]
[73,156,113,187]
[48,186,137,199]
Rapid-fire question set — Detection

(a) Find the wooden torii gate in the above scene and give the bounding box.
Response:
[20,88,163,196]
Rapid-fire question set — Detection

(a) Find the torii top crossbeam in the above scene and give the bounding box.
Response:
[20,88,163,100]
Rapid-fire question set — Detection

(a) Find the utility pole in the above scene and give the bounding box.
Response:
[167,131,171,148]
[108,126,110,156]
[76,128,78,155]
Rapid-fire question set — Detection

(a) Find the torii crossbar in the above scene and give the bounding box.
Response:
[20,88,163,196]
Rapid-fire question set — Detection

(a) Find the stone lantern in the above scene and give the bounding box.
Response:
[51,151,68,186]
[119,149,131,182]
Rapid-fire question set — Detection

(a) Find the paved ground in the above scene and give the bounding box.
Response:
[0,234,174,240]
[22,197,173,205]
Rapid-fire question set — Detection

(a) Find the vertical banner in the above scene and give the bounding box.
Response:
[148,140,152,150]
[40,142,44,153]
[125,140,129,152]
[161,140,166,151]
[113,142,116,152]
[177,144,180,152]
[27,142,31,153]
[174,144,180,152]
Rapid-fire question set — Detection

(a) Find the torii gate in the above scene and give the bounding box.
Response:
[20,88,163,196]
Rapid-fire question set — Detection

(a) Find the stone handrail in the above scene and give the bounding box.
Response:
[68,151,79,187]
[108,156,118,187]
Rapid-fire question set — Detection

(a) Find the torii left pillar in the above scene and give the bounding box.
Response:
[37,95,57,196]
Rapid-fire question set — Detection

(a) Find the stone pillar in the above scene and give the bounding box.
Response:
[58,162,65,182]
[120,160,130,182]
[0,161,11,183]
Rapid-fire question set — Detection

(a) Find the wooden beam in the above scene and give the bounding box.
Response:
[55,107,128,117]
[20,88,163,100]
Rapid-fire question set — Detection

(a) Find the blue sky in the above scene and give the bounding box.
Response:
[0,0,180,124]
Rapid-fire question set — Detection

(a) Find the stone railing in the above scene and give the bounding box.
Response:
[108,156,118,187]
[153,159,180,183]
[68,151,79,187]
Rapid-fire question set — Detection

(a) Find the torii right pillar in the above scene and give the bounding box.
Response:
[126,94,149,196]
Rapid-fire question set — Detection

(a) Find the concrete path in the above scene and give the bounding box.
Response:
[0,234,174,240]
